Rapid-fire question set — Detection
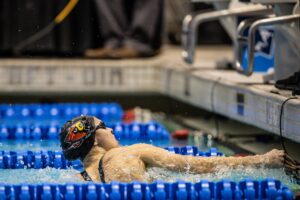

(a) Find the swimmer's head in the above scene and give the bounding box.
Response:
[60,115,106,161]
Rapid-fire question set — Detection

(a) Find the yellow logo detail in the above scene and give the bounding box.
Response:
[75,122,84,131]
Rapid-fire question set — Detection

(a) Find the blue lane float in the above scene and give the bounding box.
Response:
[0,179,293,199]
[0,147,221,169]
[0,103,124,125]
[0,122,170,140]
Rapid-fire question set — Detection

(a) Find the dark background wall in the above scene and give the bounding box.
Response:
[0,0,231,57]
[0,0,98,56]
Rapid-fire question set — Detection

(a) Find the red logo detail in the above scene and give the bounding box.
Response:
[65,127,87,143]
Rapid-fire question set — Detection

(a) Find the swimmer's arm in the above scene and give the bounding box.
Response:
[134,144,284,173]
[183,150,284,173]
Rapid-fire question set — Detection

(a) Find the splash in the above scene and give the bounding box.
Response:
[0,166,298,191]
[0,167,84,184]
[146,166,298,189]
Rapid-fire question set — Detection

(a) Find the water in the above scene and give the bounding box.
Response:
[146,166,299,190]
[0,135,228,156]
[0,167,84,184]
[0,139,171,151]
[0,133,297,191]
[0,166,297,191]
[1,138,296,188]
[0,140,60,151]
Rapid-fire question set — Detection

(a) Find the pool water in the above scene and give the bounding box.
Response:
[0,139,171,151]
[0,166,297,191]
[0,135,298,190]
[0,118,298,192]
[146,166,298,190]
[0,168,84,184]
[0,140,61,151]
[0,133,232,155]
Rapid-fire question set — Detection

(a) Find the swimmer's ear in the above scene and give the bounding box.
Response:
[93,117,101,127]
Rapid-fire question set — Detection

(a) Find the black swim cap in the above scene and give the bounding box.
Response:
[60,116,106,161]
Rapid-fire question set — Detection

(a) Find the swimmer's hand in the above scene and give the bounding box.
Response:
[263,149,284,167]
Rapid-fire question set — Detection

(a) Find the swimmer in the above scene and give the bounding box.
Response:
[60,116,284,183]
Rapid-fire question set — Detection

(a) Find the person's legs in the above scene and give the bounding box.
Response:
[85,0,127,58]
[111,0,164,58]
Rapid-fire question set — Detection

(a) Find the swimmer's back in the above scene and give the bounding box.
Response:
[103,144,150,183]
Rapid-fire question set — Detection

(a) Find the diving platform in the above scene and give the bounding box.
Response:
[0,45,299,143]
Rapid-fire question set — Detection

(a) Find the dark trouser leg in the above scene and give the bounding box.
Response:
[93,0,128,48]
[125,0,164,55]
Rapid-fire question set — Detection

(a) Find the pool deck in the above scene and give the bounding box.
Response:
[0,45,299,143]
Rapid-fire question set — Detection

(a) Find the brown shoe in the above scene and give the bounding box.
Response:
[84,47,114,58]
[109,47,140,59]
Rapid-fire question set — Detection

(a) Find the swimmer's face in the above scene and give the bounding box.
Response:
[93,117,119,150]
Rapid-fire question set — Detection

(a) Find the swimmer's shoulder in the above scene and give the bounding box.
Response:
[105,144,157,157]
[126,143,155,150]
[104,146,127,158]
[125,143,164,155]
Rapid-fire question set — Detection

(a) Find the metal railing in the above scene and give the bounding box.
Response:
[182,6,272,64]
[235,14,300,76]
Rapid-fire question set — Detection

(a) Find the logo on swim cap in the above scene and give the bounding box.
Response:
[75,121,84,131]
[60,116,107,161]
[65,126,87,144]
